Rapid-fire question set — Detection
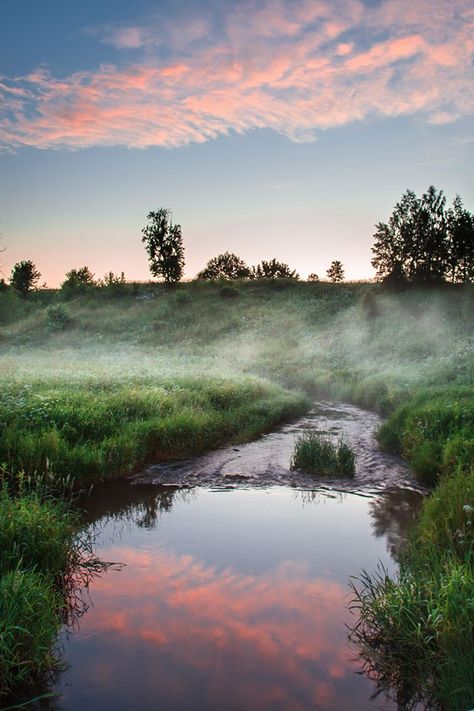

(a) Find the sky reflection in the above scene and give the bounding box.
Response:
[55,488,406,710]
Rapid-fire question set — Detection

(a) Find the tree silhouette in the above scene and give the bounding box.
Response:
[308,273,319,282]
[61,266,96,292]
[252,259,299,279]
[10,260,41,295]
[142,209,184,283]
[197,252,251,280]
[326,260,344,283]
[371,186,474,284]
[446,195,474,283]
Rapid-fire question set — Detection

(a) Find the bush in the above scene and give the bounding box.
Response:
[290,430,355,476]
[219,285,239,299]
[45,303,72,331]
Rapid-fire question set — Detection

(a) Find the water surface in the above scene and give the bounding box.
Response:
[52,402,424,710]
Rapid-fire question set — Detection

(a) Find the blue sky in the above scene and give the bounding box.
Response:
[1,0,473,284]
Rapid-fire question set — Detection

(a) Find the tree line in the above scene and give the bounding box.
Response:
[3,185,473,295]
[372,186,474,285]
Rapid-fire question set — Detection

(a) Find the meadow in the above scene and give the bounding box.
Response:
[1,279,474,708]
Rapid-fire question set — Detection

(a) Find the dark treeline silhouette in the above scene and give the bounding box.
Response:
[326,260,344,283]
[6,187,473,293]
[197,254,300,280]
[10,260,41,296]
[372,185,474,286]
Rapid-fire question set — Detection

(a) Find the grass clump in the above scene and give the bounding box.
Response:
[290,430,355,476]
[0,488,77,578]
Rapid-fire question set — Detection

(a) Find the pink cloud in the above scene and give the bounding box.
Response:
[0,0,473,151]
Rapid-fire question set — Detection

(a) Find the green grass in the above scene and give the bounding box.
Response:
[0,569,60,695]
[290,431,355,476]
[377,386,474,484]
[0,489,77,578]
[0,377,308,487]
[0,486,101,700]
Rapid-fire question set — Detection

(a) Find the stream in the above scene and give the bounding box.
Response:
[50,402,425,710]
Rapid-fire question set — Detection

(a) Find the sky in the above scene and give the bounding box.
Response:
[1,0,473,285]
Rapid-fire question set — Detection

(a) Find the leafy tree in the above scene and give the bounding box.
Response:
[141,209,184,283]
[308,273,319,282]
[197,252,251,280]
[100,271,127,296]
[61,266,96,292]
[10,260,41,295]
[252,259,299,279]
[371,186,474,285]
[446,195,474,283]
[326,260,344,283]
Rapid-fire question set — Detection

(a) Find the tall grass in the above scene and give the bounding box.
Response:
[0,569,60,695]
[290,431,355,476]
[0,485,106,700]
[350,466,474,710]
[0,378,308,487]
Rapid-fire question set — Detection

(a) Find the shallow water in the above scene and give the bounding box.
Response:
[137,401,425,493]
[50,402,424,710]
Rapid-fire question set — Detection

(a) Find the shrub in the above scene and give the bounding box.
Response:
[45,303,72,331]
[252,259,299,279]
[219,285,239,299]
[61,266,96,297]
[290,430,355,476]
[197,252,251,280]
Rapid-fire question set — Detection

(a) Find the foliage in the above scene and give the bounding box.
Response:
[197,252,251,280]
[141,208,184,283]
[252,259,299,279]
[61,266,96,293]
[10,260,41,296]
[326,260,344,283]
[372,186,474,285]
[446,194,474,283]
[307,273,319,281]
[45,303,72,331]
[100,271,127,296]
[290,431,355,476]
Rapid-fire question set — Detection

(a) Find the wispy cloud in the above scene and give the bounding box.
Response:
[1,0,473,151]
